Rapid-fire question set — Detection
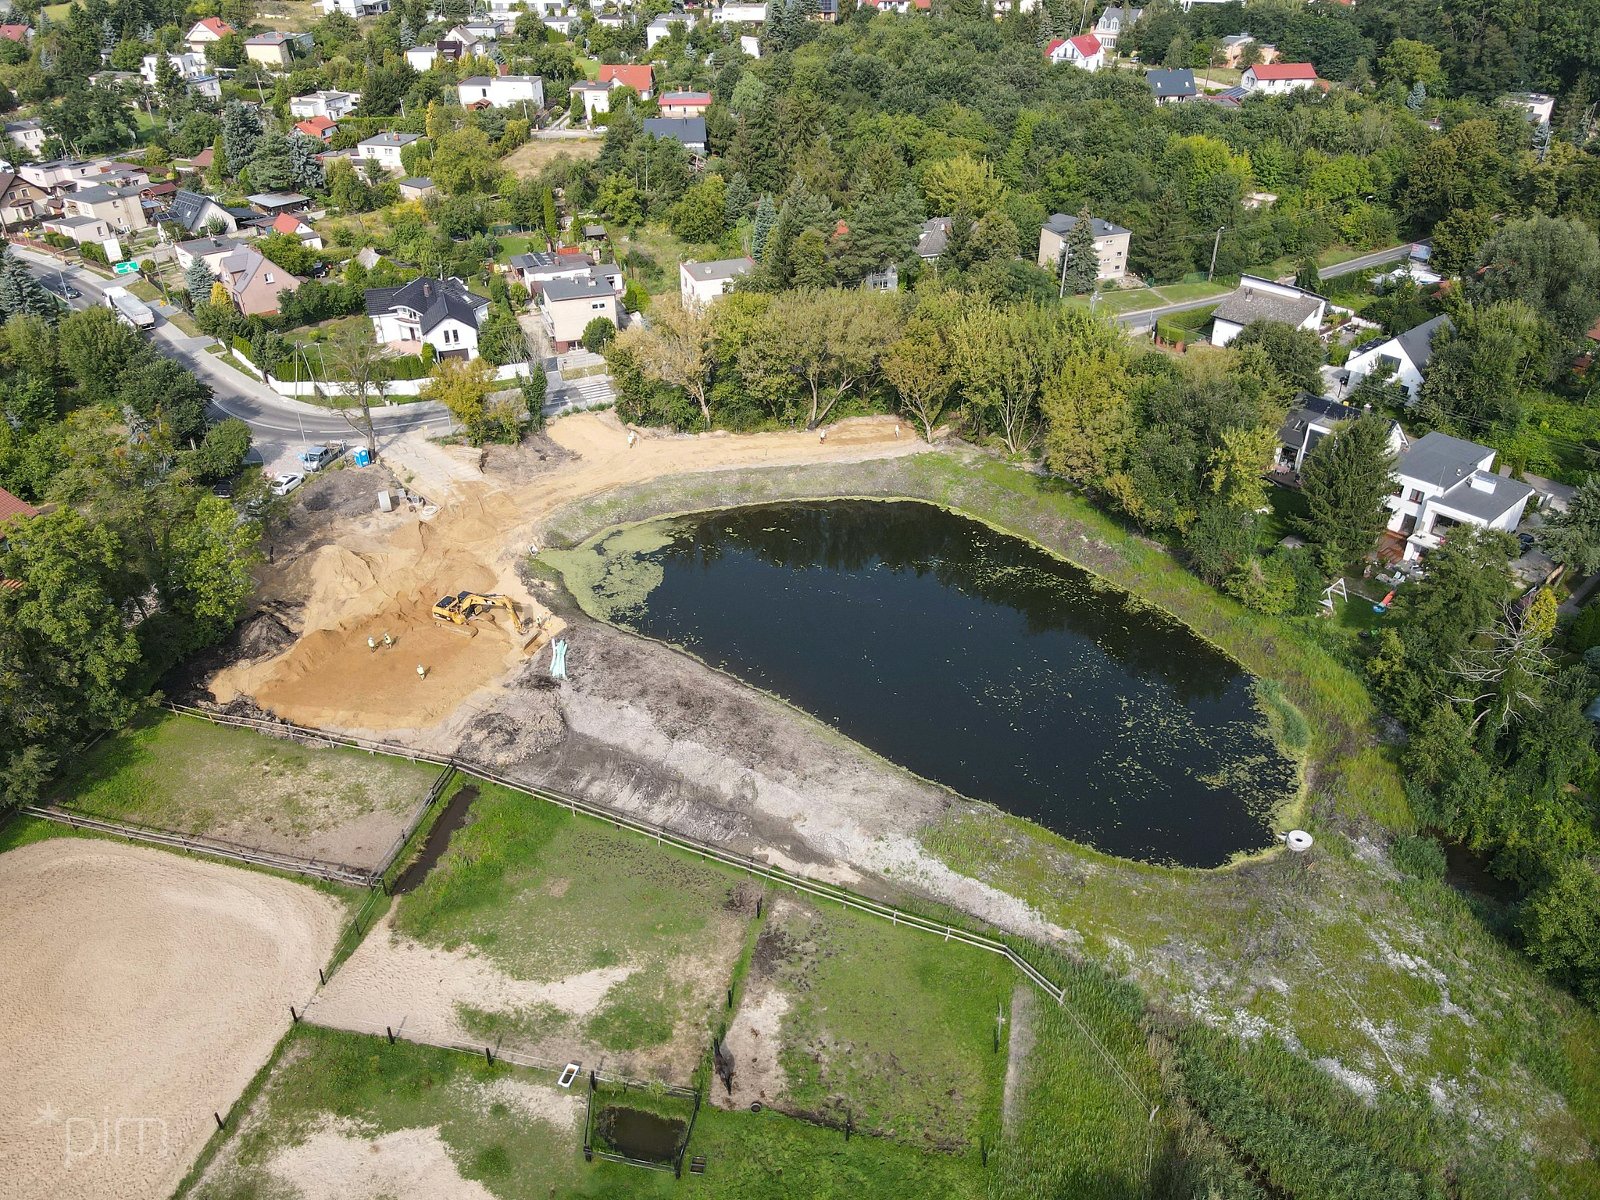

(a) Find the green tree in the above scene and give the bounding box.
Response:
[1520,858,1600,1009]
[1295,412,1397,572]
[1232,320,1325,393]
[581,317,617,354]
[423,357,500,444]
[1538,477,1600,573]
[752,193,778,262]
[541,185,559,244]
[670,174,728,244]
[1060,209,1099,296]
[883,307,955,443]
[613,294,717,428]
[167,495,260,645]
[1469,215,1600,345]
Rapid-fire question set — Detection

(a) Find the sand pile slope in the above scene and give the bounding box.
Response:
[0,839,343,1200]
[214,412,921,735]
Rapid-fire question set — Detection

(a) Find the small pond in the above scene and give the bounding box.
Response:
[557,500,1297,867]
[593,1105,686,1163]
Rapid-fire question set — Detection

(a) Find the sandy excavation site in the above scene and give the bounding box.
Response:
[0,840,344,1200]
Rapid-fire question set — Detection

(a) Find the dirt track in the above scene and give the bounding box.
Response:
[0,839,343,1200]
[211,413,922,734]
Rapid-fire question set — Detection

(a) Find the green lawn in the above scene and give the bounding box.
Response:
[393,780,757,1065]
[52,712,439,857]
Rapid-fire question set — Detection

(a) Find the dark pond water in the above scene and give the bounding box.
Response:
[567,500,1295,867]
[595,1105,685,1162]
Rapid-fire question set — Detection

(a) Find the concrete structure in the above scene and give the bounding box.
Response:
[1045,33,1103,71]
[3,118,46,157]
[680,257,754,308]
[140,52,221,100]
[244,31,299,68]
[456,74,544,109]
[1503,91,1556,126]
[1384,432,1534,560]
[365,276,489,361]
[174,234,248,272]
[1274,393,1406,475]
[713,1,767,21]
[1241,62,1317,94]
[290,90,360,119]
[539,275,621,352]
[397,176,435,201]
[405,44,439,70]
[1037,212,1130,283]
[42,214,110,244]
[1209,275,1325,346]
[647,13,693,47]
[859,0,932,10]
[357,131,421,173]
[320,0,391,15]
[1343,315,1451,403]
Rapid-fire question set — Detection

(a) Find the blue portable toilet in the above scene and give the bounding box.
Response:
[352,447,371,467]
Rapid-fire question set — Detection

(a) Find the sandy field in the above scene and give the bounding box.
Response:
[210,412,921,734]
[0,839,344,1200]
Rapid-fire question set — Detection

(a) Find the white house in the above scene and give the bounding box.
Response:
[405,43,439,70]
[319,0,391,15]
[1209,275,1326,346]
[740,33,761,56]
[539,275,621,352]
[140,52,222,99]
[1384,432,1534,560]
[680,257,754,308]
[184,16,233,53]
[356,131,421,173]
[1502,92,1556,126]
[289,90,361,120]
[1343,315,1451,403]
[1093,5,1141,50]
[457,75,544,109]
[1275,393,1407,475]
[365,276,490,361]
[713,1,767,21]
[1241,62,1317,94]
[646,13,692,46]
[3,118,46,157]
[1045,33,1103,71]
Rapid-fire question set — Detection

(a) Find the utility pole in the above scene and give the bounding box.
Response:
[1207,225,1226,282]
[1057,246,1068,299]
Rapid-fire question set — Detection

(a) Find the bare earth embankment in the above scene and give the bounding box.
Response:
[0,839,344,1200]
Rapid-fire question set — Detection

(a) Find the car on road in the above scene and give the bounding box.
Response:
[270,472,304,496]
[56,283,81,299]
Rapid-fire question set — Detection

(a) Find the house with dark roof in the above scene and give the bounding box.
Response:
[1037,213,1131,282]
[1274,392,1407,476]
[167,188,238,234]
[365,276,490,361]
[680,257,754,308]
[642,117,707,153]
[0,170,41,226]
[916,216,951,260]
[1384,431,1533,560]
[1209,274,1326,346]
[4,117,46,157]
[1093,5,1141,50]
[244,30,302,69]
[1146,67,1196,104]
[539,275,621,351]
[1343,315,1451,402]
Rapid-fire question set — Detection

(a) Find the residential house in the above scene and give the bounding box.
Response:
[0,485,39,546]
[1384,431,1533,560]
[319,0,391,15]
[174,234,248,272]
[365,276,489,361]
[1146,67,1196,104]
[540,275,621,351]
[405,43,439,70]
[294,115,338,141]
[680,257,753,308]
[62,181,148,233]
[140,52,221,100]
[168,188,238,234]
[0,170,40,227]
[1036,212,1131,282]
[1092,5,1140,50]
[457,74,545,109]
[1046,33,1103,71]
[397,176,435,201]
[991,0,1037,13]
[813,0,840,18]
[1209,275,1326,346]
[864,264,899,292]
[1241,62,1317,94]
[357,132,421,174]
[0,23,32,44]
[916,216,951,260]
[542,14,577,35]
[642,117,707,153]
[740,33,761,56]
[659,90,712,119]
[3,118,46,157]
[173,147,214,175]
[244,31,300,69]
[218,246,301,316]
[184,16,234,53]
[646,14,692,47]
[270,211,323,250]
[1503,92,1556,126]
[713,1,767,21]
[1274,393,1406,475]
[859,0,932,11]
[290,89,361,119]
[1343,315,1451,402]
[596,63,654,99]
[507,248,598,291]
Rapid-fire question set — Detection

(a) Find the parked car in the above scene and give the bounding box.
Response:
[296,443,345,471]
[270,472,304,496]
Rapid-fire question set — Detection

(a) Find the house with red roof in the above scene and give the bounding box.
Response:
[596,64,654,97]
[1045,33,1103,71]
[270,210,322,250]
[0,24,32,43]
[1241,62,1318,94]
[659,91,713,119]
[293,115,337,141]
[0,485,40,548]
[185,16,235,54]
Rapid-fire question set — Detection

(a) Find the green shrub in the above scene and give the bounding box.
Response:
[1391,833,1448,881]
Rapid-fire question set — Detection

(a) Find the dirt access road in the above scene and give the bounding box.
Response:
[211,412,924,735]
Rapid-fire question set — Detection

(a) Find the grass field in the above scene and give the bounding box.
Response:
[501,135,603,180]
[52,712,440,864]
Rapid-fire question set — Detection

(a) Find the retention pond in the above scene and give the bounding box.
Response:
[554,500,1296,866]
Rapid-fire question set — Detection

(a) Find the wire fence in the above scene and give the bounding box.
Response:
[159,700,1164,1186]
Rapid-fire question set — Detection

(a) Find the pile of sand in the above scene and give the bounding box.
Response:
[0,840,344,1200]
[213,412,920,737]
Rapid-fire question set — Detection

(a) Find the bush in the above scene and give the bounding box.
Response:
[1567,602,1600,653]
[581,316,616,353]
[1390,834,1448,881]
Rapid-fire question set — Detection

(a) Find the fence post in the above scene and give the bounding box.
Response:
[484,1046,494,1065]
[386,1026,396,1045]
[214,1112,226,1131]
[289,1005,300,1023]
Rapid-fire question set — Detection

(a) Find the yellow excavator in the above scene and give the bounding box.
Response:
[431,591,542,646]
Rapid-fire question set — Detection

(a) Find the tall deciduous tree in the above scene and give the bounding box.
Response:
[1538,475,1600,574]
[613,294,716,427]
[883,310,954,443]
[324,324,392,458]
[1295,411,1397,572]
